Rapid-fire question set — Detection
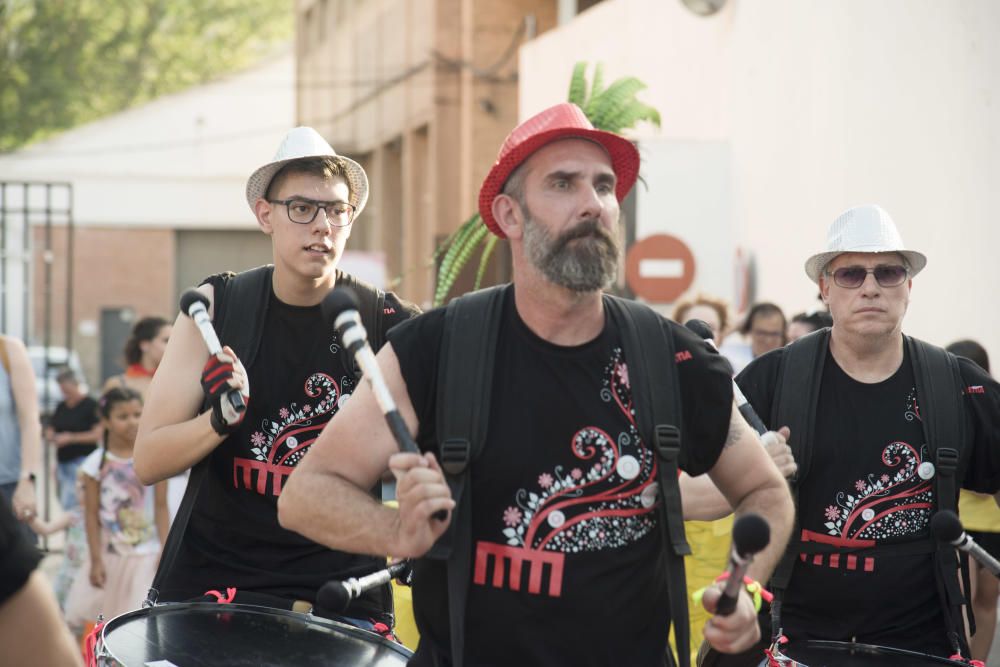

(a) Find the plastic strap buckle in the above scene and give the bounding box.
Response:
[440,438,471,476]
[654,425,681,460]
[936,447,959,474]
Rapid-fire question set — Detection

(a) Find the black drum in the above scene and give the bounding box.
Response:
[95,602,413,666]
[758,639,969,666]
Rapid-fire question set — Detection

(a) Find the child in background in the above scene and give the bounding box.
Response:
[29,497,87,615]
[65,387,168,626]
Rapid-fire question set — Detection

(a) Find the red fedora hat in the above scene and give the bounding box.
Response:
[478,103,640,238]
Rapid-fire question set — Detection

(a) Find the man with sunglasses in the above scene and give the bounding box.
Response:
[714,204,1000,664]
[134,128,418,625]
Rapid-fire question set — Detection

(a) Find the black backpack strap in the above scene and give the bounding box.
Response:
[908,336,972,656]
[146,462,206,605]
[428,285,506,667]
[767,327,829,635]
[214,265,274,368]
[605,295,690,667]
[337,271,387,353]
[147,265,273,605]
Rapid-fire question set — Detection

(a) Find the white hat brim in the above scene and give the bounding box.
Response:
[245,153,369,218]
[804,249,927,283]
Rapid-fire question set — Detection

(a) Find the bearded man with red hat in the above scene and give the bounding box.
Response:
[280,104,794,666]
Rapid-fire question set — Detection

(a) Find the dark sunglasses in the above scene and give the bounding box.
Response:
[828,264,909,289]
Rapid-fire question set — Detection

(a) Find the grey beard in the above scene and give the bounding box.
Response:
[523,215,620,292]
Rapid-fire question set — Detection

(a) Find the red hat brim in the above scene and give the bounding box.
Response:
[478,128,640,238]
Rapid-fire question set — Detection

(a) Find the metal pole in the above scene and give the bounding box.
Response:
[1,182,6,333]
[65,185,74,354]
[41,184,53,541]
[23,183,31,342]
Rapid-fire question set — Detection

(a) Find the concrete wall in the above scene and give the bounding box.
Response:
[0,55,295,229]
[296,0,558,305]
[519,0,1000,359]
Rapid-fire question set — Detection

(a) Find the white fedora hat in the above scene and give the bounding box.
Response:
[804,204,927,284]
[245,127,369,218]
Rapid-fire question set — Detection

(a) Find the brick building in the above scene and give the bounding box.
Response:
[294,0,564,304]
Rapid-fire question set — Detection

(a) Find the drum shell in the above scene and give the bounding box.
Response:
[757,639,968,666]
[95,602,413,666]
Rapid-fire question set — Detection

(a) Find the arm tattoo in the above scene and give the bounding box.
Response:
[724,409,743,449]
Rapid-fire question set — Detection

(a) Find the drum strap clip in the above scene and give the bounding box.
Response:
[205,587,237,604]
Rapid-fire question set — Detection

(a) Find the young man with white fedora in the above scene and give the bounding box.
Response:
[278,103,794,666]
[717,204,1000,665]
[134,127,418,623]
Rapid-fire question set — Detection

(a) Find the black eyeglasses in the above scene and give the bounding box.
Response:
[827,265,909,289]
[268,198,355,226]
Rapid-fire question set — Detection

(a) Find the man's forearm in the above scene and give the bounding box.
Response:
[278,469,398,558]
[733,479,794,584]
[680,473,735,521]
[134,413,224,484]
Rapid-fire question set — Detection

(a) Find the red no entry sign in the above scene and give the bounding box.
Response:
[624,234,696,303]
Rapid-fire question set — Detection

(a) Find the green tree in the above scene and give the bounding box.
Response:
[0,0,292,152]
[433,62,660,306]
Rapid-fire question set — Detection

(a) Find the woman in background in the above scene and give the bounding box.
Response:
[102,317,171,397]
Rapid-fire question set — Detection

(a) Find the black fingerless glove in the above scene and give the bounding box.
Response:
[201,355,244,435]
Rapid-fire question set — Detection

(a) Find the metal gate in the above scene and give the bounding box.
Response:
[0,181,75,534]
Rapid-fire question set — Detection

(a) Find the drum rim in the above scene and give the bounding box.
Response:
[766,637,966,665]
[100,601,413,658]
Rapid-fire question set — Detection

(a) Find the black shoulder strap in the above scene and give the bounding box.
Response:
[908,336,972,655]
[767,327,828,633]
[337,271,387,352]
[147,265,273,605]
[215,265,274,369]
[605,295,690,667]
[907,336,967,511]
[771,327,829,488]
[431,286,506,667]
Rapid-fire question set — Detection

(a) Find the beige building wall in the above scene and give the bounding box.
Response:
[32,227,175,386]
[518,0,1000,361]
[296,0,558,306]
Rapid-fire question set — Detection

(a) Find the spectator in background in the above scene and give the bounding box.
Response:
[102,316,186,518]
[46,368,101,511]
[28,500,86,617]
[719,303,787,374]
[0,334,42,542]
[103,316,172,398]
[66,387,168,627]
[673,292,730,346]
[948,338,999,663]
[787,310,833,343]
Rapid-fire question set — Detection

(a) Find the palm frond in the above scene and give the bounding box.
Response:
[590,77,648,131]
[567,61,588,107]
[434,214,488,306]
[583,62,606,118]
[473,233,500,291]
[612,101,662,133]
